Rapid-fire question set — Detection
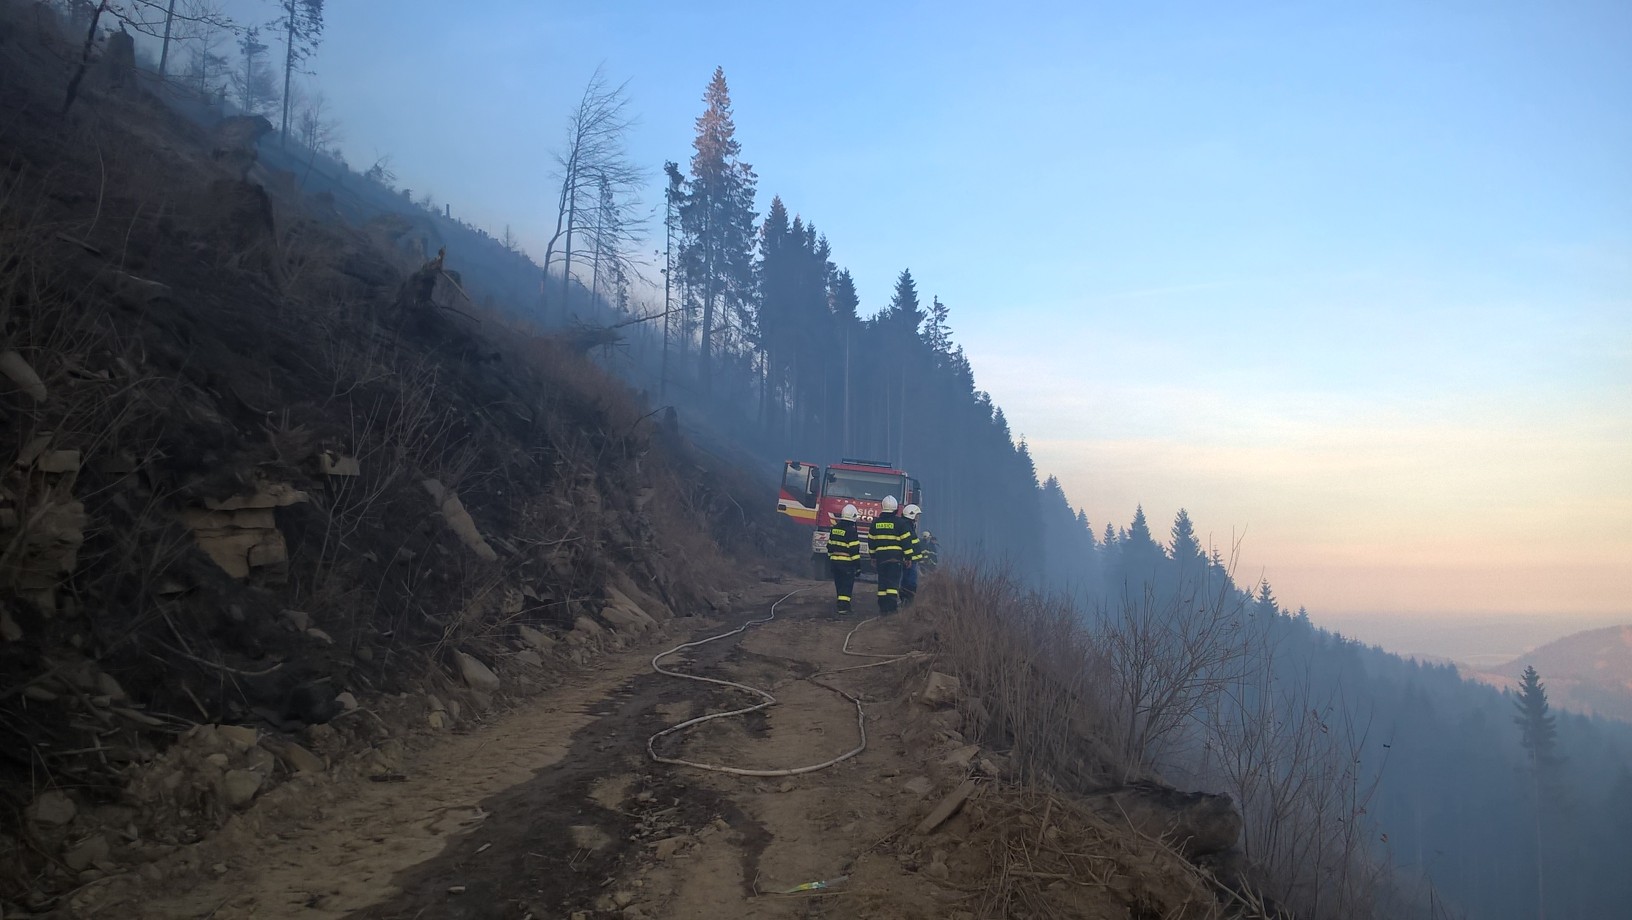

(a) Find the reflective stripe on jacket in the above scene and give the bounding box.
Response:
[868,513,906,561]
[827,520,861,563]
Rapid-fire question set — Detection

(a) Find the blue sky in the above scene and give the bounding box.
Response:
[225,1,1629,618]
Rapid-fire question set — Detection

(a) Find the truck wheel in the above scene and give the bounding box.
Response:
[811,555,829,580]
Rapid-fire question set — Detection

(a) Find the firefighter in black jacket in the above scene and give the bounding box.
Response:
[899,503,923,606]
[868,495,908,614]
[826,504,862,617]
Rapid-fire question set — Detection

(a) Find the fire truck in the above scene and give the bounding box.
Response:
[776,457,923,578]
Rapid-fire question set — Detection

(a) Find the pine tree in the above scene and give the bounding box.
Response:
[680,67,758,394]
[1169,508,1202,567]
[1514,664,1561,919]
[886,268,924,337]
[1514,666,1559,769]
[1254,581,1279,617]
[922,294,952,355]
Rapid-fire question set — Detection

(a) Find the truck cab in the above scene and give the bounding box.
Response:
[777,458,923,577]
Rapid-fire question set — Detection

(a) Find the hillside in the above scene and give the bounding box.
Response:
[0,6,1273,919]
[1463,624,1632,723]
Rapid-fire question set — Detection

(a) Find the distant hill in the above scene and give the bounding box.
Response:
[1464,624,1632,722]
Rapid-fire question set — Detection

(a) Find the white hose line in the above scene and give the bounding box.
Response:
[647,592,922,778]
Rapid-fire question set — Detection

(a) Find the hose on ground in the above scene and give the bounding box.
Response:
[647,590,923,777]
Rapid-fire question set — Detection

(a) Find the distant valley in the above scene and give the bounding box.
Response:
[1320,613,1632,722]
[1459,624,1632,723]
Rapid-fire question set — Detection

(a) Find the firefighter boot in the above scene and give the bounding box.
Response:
[832,564,856,619]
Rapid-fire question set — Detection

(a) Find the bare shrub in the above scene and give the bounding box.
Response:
[925,566,1121,792]
[1097,551,1253,776]
[1201,632,1393,920]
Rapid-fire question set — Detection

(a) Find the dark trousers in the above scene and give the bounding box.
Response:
[875,560,903,614]
[901,563,919,605]
[832,564,856,615]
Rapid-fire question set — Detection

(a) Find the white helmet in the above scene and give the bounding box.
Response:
[881,495,899,513]
[903,503,921,521]
[841,504,858,521]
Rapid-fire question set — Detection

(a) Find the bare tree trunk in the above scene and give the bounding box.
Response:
[280,0,295,144]
[1533,769,1546,920]
[560,194,576,321]
[158,0,178,76]
[661,202,672,400]
[61,1,108,115]
[589,195,604,308]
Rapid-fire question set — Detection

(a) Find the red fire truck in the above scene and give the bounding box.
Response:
[776,458,923,577]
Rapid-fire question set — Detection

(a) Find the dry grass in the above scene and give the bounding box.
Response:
[953,785,1270,920]
[923,566,1126,793]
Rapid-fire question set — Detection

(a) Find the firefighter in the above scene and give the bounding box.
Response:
[868,495,907,614]
[899,503,923,606]
[919,530,940,571]
[826,504,862,617]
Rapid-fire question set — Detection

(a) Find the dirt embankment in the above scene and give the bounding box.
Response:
[0,3,800,910]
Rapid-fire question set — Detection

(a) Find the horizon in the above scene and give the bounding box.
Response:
[199,0,1630,621]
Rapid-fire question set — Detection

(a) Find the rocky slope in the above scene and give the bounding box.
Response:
[0,3,797,908]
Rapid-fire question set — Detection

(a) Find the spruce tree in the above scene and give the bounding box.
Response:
[886,268,924,336]
[1514,665,1560,920]
[680,67,758,394]
[1169,508,1202,567]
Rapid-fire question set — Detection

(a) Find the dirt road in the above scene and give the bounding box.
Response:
[122,580,961,919]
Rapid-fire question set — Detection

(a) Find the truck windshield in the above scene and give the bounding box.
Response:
[824,469,903,502]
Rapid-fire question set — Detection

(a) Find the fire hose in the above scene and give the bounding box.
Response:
[647,589,922,777]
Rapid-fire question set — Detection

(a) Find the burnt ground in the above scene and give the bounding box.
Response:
[351,606,789,920]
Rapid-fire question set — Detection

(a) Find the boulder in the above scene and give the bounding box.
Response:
[95,672,127,702]
[455,652,501,692]
[216,724,258,751]
[62,834,110,871]
[919,671,961,709]
[942,743,981,768]
[517,625,554,650]
[25,790,76,827]
[0,349,47,401]
[279,742,326,774]
[422,480,498,561]
[1084,782,1242,858]
[222,769,264,809]
[599,602,655,635]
